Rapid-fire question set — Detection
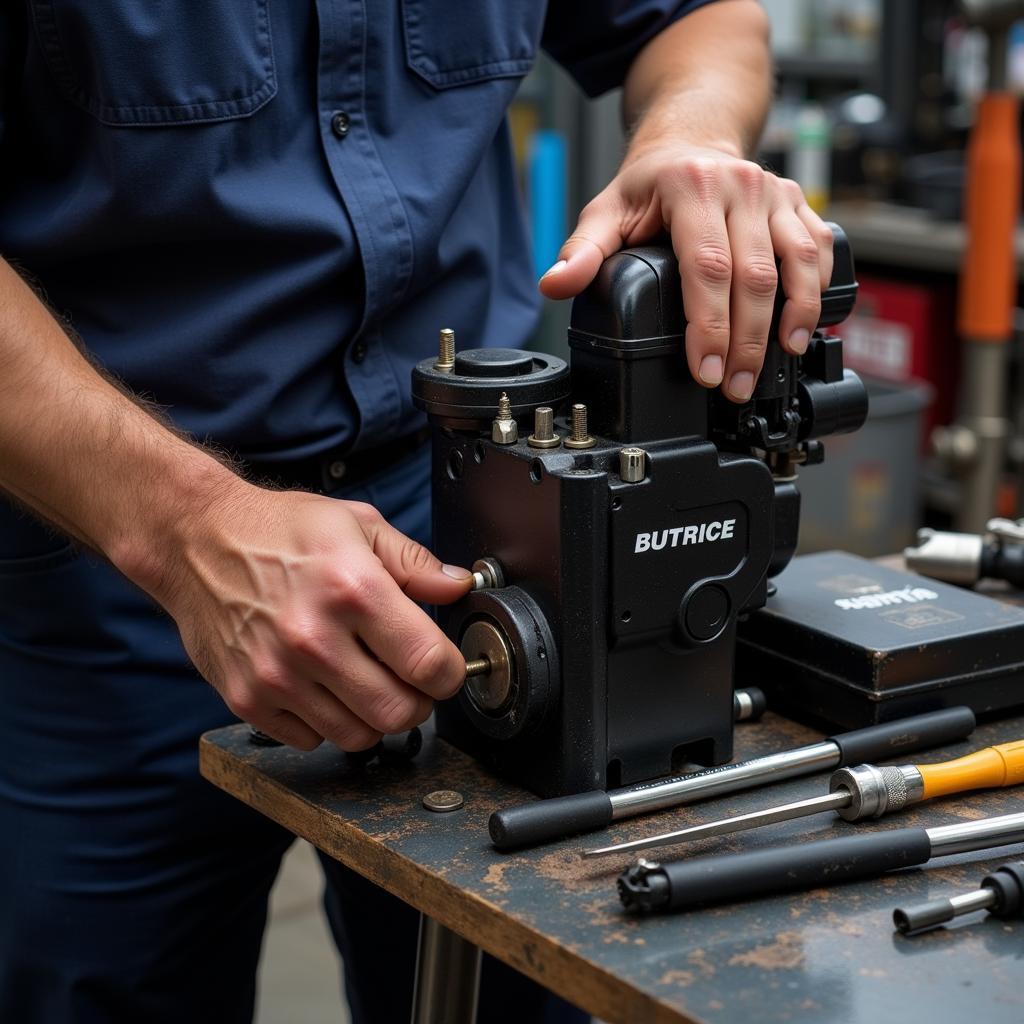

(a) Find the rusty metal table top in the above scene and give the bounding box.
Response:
[200,709,1024,1024]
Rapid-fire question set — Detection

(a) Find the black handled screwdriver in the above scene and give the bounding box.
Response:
[893,860,1024,935]
[617,811,1024,914]
[489,707,976,850]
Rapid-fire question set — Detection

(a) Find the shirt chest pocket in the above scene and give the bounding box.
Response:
[29,0,276,125]
[401,0,543,89]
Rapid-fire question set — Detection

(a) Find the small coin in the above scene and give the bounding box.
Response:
[422,789,465,813]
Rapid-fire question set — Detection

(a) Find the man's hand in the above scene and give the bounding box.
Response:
[0,258,472,753]
[539,0,832,404]
[150,485,473,751]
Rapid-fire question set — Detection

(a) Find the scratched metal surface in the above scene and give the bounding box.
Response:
[201,713,1024,1024]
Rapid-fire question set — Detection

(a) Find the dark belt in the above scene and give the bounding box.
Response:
[240,427,430,494]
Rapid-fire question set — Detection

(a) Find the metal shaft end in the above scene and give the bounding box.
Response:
[893,898,957,935]
[564,403,596,449]
[434,327,456,372]
[470,557,506,590]
[619,447,646,483]
[830,763,922,821]
[528,406,561,449]
[617,859,670,914]
[464,656,491,679]
[492,392,518,444]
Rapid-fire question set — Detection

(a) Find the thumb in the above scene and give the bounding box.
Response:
[538,192,625,300]
[360,514,472,605]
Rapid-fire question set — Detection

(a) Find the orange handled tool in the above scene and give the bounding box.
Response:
[918,737,1024,798]
[583,738,1024,859]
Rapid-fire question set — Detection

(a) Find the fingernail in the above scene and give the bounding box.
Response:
[788,328,810,354]
[729,371,755,401]
[442,564,473,581]
[698,354,724,386]
[541,259,567,279]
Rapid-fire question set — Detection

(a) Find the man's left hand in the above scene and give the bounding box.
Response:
[538,141,833,404]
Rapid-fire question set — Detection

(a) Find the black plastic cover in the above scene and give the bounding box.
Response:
[652,827,932,911]
[488,791,614,850]
[828,706,976,765]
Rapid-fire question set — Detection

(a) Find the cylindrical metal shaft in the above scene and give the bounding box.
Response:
[927,811,1024,855]
[464,657,490,679]
[609,742,840,818]
[411,915,481,1024]
[585,791,850,858]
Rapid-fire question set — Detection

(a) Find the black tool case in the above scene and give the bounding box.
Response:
[737,551,1024,729]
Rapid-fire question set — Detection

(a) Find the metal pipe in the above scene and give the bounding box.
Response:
[609,744,839,819]
[411,915,482,1024]
[926,811,1024,856]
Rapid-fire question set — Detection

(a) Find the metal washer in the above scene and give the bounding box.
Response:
[423,790,465,813]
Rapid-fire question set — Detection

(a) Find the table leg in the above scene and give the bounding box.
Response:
[411,913,482,1024]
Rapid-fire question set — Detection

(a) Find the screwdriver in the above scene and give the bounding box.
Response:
[617,811,1024,914]
[584,737,1024,859]
[893,860,1024,935]
[489,707,976,850]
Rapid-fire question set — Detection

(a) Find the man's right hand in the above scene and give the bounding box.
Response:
[0,257,471,751]
[148,484,473,751]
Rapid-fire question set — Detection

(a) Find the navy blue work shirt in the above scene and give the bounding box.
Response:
[0,0,713,460]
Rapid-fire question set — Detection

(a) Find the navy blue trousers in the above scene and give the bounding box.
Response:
[0,446,584,1023]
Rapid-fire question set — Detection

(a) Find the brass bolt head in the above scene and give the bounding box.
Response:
[528,406,561,449]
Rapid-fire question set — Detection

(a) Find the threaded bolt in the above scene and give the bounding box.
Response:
[434,328,456,372]
[564,402,596,449]
[528,406,561,449]
[491,392,518,444]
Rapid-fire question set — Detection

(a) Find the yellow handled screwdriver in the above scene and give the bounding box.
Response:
[583,738,1024,859]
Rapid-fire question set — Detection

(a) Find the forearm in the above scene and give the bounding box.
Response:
[0,258,241,587]
[623,0,772,158]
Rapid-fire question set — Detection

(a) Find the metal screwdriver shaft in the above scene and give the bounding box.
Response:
[584,791,851,858]
[584,737,1024,859]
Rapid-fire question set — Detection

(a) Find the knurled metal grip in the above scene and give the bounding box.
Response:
[830,763,925,821]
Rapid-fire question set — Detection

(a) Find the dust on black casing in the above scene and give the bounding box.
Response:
[412,225,867,798]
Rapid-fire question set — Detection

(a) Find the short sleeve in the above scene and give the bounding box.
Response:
[542,0,720,98]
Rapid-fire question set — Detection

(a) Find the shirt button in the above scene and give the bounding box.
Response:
[351,340,367,363]
[331,111,351,138]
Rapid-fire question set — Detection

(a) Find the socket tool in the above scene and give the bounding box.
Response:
[617,810,1024,913]
[893,859,1024,935]
[904,518,1024,589]
[413,226,867,798]
[584,736,1024,858]
[488,706,976,850]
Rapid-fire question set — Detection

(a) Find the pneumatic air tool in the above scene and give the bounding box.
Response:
[411,225,868,798]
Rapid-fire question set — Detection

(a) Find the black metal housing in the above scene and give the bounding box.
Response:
[415,227,868,797]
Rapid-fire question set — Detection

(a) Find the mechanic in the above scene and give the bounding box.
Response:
[0,1,832,1021]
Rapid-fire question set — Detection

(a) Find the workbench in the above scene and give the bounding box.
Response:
[200,709,1024,1024]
